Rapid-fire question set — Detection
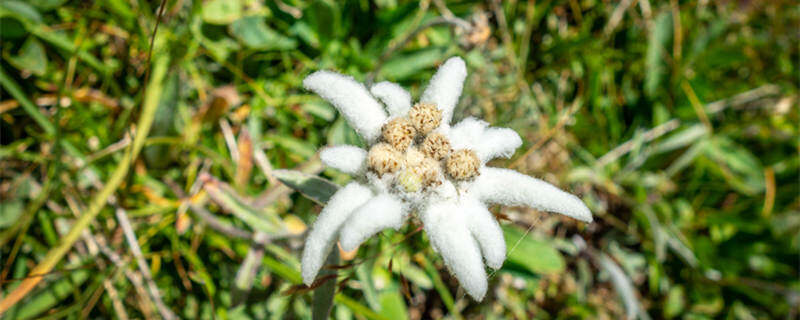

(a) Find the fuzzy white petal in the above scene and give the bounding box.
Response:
[301,183,373,285]
[370,81,412,117]
[462,197,506,269]
[450,118,522,163]
[304,71,388,142]
[338,194,407,251]
[422,201,488,301]
[471,167,593,222]
[475,128,522,162]
[449,117,486,150]
[320,145,367,174]
[420,57,467,124]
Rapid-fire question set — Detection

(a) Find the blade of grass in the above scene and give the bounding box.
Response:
[0,66,55,135]
[0,54,169,314]
[115,208,176,320]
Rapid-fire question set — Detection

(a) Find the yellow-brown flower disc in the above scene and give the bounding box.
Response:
[446,149,480,180]
[404,147,425,167]
[368,143,403,176]
[416,158,442,187]
[408,103,442,135]
[382,117,416,151]
[421,133,451,160]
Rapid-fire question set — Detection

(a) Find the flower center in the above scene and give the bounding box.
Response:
[366,103,479,194]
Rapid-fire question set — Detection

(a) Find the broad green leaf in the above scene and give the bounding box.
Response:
[272,169,339,205]
[7,37,47,76]
[503,226,565,274]
[202,0,242,25]
[231,16,296,50]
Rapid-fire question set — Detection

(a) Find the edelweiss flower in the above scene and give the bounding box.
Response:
[301,57,592,301]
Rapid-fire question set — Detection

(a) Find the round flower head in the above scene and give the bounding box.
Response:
[421,133,451,160]
[446,149,480,180]
[409,102,442,135]
[301,57,593,301]
[367,143,402,176]
[382,117,416,151]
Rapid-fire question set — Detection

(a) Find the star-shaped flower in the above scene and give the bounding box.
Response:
[300,57,592,300]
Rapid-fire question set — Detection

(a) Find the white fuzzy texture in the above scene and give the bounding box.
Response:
[422,201,488,301]
[462,196,506,269]
[320,145,367,174]
[471,167,593,222]
[301,57,593,302]
[370,81,412,117]
[338,194,407,251]
[304,71,388,142]
[450,118,523,163]
[301,182,373,285]
[420,57,467,124]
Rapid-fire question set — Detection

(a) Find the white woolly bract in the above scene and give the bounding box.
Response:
[370,81,412,117]
[304,71,388,142]
[301,182,373,285]
[450,117,522,163]
[462,196,506,269]
[420,57,467,124]
[422,200,488,301]
[470,167,593,222]
[338,194,407,251]
[320,145,367,174]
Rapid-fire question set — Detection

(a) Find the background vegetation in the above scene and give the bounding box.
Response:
[0,0,797,318]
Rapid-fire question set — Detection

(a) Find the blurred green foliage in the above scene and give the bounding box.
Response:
[0,0,798,319]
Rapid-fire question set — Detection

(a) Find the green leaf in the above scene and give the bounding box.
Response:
[702,136,765,195]
[645,11,672,97]
[0,1,42,23]
[303,0,340,43]
[327,117,364,147]
[0,199,24,229]
[381,48,446,80]
[312,250,338,320]
[13,268,90,319]
[203,176,287,234]
[28,0,68,10]
[191,16,239,61]
[202,0,242,25]
[664,285,686,318]
[267,134,317,159]
[272,170,339,205]
[231,16,297,50]
[378,288,408,320]
[143,70,179,168]
[503,226,565,274]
